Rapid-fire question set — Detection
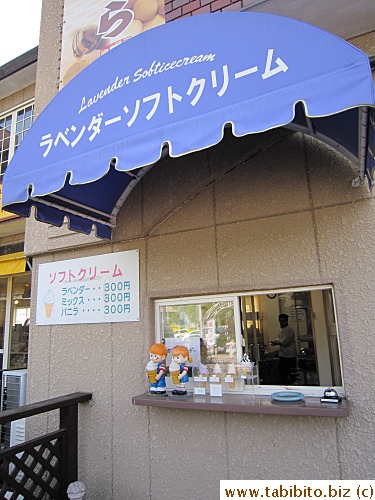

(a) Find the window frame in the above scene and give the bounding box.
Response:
[0,99,34,177]
[155,284,345,398]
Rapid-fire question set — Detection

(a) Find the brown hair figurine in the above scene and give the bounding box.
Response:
[147,343,168,395]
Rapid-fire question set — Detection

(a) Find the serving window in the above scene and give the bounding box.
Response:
[155,285,344,397]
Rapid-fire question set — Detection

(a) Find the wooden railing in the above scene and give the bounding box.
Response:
[0,392,92,499]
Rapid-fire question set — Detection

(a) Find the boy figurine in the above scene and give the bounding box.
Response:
[170,345,189,396]
[147,343,168,394]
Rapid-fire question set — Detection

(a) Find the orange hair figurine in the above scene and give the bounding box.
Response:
[169,345,189,396]
[147,343,168,395]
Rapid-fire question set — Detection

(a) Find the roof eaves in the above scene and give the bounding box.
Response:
[0,46,38,82]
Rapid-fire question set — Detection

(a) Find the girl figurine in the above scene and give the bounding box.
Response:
[170,345,189,396]
[147,343,168,394]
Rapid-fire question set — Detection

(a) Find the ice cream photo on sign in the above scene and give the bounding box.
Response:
[44,290,55,318]
[60,0,165,88]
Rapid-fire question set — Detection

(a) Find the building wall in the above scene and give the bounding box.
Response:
[0,84,35,115]
[25,1,375,498]
[27,128,375,497]
[165,0,247,20]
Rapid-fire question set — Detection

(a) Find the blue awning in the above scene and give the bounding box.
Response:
[2,12,375,239]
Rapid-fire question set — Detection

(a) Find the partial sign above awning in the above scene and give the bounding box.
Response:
[2,13,375,239]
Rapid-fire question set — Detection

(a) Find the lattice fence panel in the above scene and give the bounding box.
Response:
[0,429,65,499]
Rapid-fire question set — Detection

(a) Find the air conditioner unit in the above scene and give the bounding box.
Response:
[1,369,27,449]
[10,418,26,447]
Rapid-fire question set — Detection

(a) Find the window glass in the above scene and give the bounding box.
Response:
[14,105,34,153]
[156,286,343,396]
[248,289,342,388]
[24,107,32,119]
[5,117,12,131]
[15,121,23,134]
[160,299,236,364]
[9,275,31,369]
[1,149,9,161]
[24,116,32,131]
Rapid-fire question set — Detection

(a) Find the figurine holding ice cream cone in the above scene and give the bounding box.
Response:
[170,345,189,396]
[147,343,168,394]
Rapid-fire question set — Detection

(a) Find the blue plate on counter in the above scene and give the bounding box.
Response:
[271,391,305,402]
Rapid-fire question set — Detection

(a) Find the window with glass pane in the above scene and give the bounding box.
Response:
[14,105,34,152]
[243,289,343,390]
[0,102,34,177]
[158,298,237,390]
[9,275,31,369]
[156,286,344,396]
[0,114,12,175]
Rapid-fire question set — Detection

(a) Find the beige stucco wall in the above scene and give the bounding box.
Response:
[26,129,375,498]
[0,83,35,115]
[23,1,375,498]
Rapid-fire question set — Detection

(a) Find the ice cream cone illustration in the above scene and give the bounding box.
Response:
[44,290,55,318]
[146,360,158,384]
